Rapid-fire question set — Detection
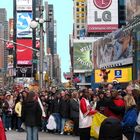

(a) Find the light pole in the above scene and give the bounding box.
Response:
[30,4,51,90]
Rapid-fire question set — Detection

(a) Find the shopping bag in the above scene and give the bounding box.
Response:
[90,112,107,139]
[64,120,74,133]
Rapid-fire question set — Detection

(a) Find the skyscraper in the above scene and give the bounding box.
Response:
[73,0,87,39]
[0,8,8,72]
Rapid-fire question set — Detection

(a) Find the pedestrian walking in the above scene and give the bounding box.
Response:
[21,91,42,140]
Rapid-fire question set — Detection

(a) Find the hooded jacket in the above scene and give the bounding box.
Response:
[22,101,42,127]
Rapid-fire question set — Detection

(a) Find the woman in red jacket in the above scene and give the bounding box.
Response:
[0,117,6,140]
[79,89,97,140]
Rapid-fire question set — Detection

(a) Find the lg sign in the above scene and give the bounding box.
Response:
[93,0,112,22]
[93,0,112,9]
[87,0,118,32]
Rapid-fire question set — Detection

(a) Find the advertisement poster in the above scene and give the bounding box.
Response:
[9,19,13,39]
[73,41,93,72]
[87,0,118,32]
[16,39,32,65]
[93,29,133,68]
[16,12,32,38]
[126,0,140,22]
[95,67,132,83]
[16,0,32,11]
[7,55,14,77]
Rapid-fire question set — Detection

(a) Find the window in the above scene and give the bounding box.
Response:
[77,25,80,28]
[76,8,79,12]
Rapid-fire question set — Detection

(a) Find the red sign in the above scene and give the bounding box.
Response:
[93,0,112,9]
[36,40,40,48]
[6,42,14,49]
[16,39,32,65]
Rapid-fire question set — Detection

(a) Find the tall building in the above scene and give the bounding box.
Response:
[54,54,61,83]
[45,3,54,55]
[0,24,4,69]
[118,0,126,28]
[0,8,8,72]
[45,2,55,79]
[54,20,57,54]
[73,0,87,39]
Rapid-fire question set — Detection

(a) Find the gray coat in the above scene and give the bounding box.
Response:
[70,98,79,119]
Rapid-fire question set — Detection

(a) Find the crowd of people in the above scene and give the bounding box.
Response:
[0,82,140,140]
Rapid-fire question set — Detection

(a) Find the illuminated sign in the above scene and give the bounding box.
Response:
[95,67,132,83]
[16,0,32,11]
[87,0,118,32]
[16,39,32,65]
[73,40,93,72]
[16,12,32,38]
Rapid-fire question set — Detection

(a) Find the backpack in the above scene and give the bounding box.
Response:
[99,117,122,140]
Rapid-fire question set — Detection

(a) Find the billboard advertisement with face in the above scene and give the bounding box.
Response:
[16,0,32,11]
[87,0,118,32]
[16,39,32,65]
[93,29,133,68]
[95,67,132,83]
[73,40,93,72]
[16,12,32,38]
[126,0,140,22]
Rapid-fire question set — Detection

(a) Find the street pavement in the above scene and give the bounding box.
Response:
[6,131,79,140]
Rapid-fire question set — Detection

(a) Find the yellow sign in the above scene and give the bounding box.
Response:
[95,67,132,83]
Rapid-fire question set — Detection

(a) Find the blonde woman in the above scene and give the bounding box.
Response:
[122,95,138,140]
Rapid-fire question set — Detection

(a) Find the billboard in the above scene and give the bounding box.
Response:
[95,67,132,83]
[16,39,32,65]
[87,0,118,32]
[16,12,32,38]
[7,55,14,77]
[73,40,92,72]
[93,29,133,68]
[16,0,32,11]
[9,19,13,39]
[126,0,140,22]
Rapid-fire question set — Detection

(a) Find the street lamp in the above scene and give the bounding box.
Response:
[30,5,51,90]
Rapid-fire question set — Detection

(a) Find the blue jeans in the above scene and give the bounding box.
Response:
[52,113,61,131]
[41,118,47,131]
[3,114,12,129]
[26,126,38,140]
[17,117,22,130]
[61,118,67,132]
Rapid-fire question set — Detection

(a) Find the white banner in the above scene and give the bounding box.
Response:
[16,0,32,11]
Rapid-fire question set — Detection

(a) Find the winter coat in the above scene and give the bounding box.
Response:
[99,117,122,140]
[121,106,138,140]
[52,99,61,113]
[104,97,125,120]
[79,97,96,128]
[21,101,42,127]
[15,102,22,117]
[70,98,79,119]
[59,99,70,118]
[0,117,6,140]
[96,99,106,115]
[121,106,138,128]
